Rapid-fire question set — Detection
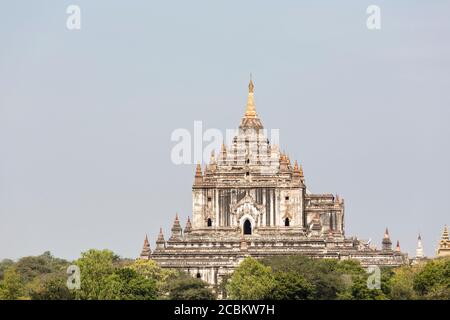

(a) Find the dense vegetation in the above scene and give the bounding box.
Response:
[0,250,214,300]
[225,256,450,300]
[0,251,448,300]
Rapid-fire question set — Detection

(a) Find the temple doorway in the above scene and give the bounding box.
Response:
[243,219,252,235]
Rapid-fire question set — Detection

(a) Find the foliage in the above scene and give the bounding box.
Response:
[261,256,345,300]
[15,251,70,283]
[101,268,157,300]
[0,267,26,300]
[28,273,74,300]
[74,249,117,300]
[127,259,177,296]
[1,251,449,300]
[0,259,15,280]
[269,271,315,300]
[412,258,450,300]
[227,257,275,300]
[164,271,215,300]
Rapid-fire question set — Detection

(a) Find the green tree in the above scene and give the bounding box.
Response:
[102,268,157,300]
[29,273,74,300]
[388,265,418,300]
[413,257,450,300]
[127,259,177,295]
[269,271,314,300]
[74,249,117,299]
[0,259,15,280]
[164,272,215,300]
[227,257,275,300]
[15,251,69,283]
[262,255,344,300]
[0,267,26,300]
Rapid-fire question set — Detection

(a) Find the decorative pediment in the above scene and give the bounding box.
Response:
[231,193,265,222]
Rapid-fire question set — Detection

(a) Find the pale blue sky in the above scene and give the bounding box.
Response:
[1,1,449,260]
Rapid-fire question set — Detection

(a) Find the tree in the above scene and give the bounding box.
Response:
[29,273,74,300]
[0,267,26,300]
[413,257,450,300]
[101,268,157,300]
[388,265,418,300]
[164,272,215,300]
[127,259,177,295]
[227,257,275,300]
[15,251,70,283]
[261,255,344,300]
[269,271,314,300]
[0,259,15,280]
[345,276,387,300]
[74,249,117,300]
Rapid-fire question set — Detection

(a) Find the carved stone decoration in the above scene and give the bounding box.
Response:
[231,193,264,230]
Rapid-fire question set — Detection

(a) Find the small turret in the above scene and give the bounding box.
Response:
[170,213,183,240]
[155,227,166,250]
[194,163,203,185]
[395,240,401,252]
[139,234,151,259]
[280,153,289,173]
[209,151,217,171]
[382,228,392,251]
[416,234,424,259]
[184,216,192,234]
[219,142,227,163]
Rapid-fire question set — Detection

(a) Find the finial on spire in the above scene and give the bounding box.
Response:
[248,74,254,93]
[244,77,257,118]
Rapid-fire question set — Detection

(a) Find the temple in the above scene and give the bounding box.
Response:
[436,225,450,257]
[141,79,408,285]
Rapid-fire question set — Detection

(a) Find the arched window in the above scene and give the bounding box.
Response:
[196,272,201,279]
[207,218,212,227]
[285,218,290,227]
[243,219,252,235]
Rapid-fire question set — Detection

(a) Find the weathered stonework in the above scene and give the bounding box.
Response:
[141,80,408,286]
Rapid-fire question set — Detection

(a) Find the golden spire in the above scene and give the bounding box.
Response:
[245,77,257,118]
[294,161,299,172]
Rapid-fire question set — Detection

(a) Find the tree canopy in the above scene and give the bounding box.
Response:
[1,251,448,300]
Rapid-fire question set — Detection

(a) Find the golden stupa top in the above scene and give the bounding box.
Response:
[244,79,257,118]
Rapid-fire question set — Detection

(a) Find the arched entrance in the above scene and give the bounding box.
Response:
[243,219,252,235]
[285,218,290,227]
[207,218,212,227]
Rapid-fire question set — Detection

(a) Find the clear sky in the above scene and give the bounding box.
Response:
[1,1,449,261]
